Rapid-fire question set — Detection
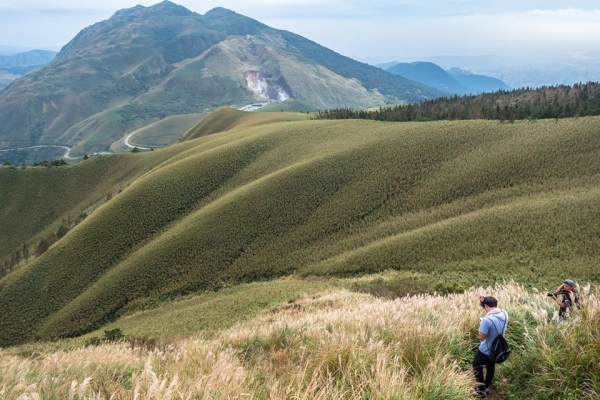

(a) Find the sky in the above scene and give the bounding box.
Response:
[1,0,600,63]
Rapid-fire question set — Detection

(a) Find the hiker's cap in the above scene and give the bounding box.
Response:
[565,279,575,287]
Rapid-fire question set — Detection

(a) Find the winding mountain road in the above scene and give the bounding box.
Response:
[0,145,80,160]
[124,130,152,150]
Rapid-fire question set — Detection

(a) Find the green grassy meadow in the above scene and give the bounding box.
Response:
[1,110,600,351]
[109,113,207,152]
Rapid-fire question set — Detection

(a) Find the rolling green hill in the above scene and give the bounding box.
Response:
[1,108,600,347]
[0,1,442,161]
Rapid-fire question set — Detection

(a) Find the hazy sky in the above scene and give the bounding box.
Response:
[1,0,600,62]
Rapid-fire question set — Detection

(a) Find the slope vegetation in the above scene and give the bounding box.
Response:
[181,107,308,140]
[0,141,200,271]
[316,82,600,122]
[1,109,600,346]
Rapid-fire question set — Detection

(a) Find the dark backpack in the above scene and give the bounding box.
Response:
[488,313,511,364]
[564,290,581,310]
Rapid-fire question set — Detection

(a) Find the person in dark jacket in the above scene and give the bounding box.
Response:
[549,279,580,320]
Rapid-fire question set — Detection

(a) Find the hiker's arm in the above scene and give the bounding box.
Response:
[553,292,572,307]
[553,296,566,307]
[478,319,489,340]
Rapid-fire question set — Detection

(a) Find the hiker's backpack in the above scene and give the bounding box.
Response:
[574,290,582,309]
[488,312,511,364]
[566,290,582,310]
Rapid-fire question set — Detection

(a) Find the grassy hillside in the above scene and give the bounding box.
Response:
[2,110,600,347]
[110,113,205,152]
[0,141,202,272]
[258,99,315,112]
[1,282,598,399]
[181,107,308,140]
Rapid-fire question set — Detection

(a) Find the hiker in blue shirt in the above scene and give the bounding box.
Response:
[473,296,509,398]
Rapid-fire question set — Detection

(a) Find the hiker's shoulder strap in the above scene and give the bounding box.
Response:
[488,310,508,334]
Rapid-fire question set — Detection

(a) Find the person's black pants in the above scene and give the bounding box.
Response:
[473,349,496,389]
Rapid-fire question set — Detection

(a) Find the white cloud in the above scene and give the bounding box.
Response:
[261,7,600,61]
[0,1,599,61]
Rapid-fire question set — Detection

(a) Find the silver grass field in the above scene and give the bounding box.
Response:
[1,281,598,399]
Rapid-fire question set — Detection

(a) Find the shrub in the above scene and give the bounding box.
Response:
[56,225,69,239]
[103,328,124,342]
[433,281,466,295]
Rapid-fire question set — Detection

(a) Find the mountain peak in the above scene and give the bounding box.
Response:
[149,1,194,16]
[202,6,267,34]
[0,1,444,159]
[205,7,239,17]
[113,1,193,19]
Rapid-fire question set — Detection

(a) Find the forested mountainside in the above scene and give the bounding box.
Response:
[315,82,600,122]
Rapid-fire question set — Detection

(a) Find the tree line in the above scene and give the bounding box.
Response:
[314,82,600,122]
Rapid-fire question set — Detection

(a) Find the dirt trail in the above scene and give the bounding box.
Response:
[487,387,500,399]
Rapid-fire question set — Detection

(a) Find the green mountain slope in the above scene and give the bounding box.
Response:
[137,35,389,111]
[1,110,600,346]
[0,1,442,160]
[0,143,195,271]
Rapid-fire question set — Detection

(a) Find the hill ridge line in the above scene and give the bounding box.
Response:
[311,186,599,267]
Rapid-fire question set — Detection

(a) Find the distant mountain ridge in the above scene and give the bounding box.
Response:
[383,61,510,95]
[387,62,470,95]
[0,1,444,159]
[0,50,56,88]
[0,70,19,89]
[0,50,56,69]
[447,67,511,93]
